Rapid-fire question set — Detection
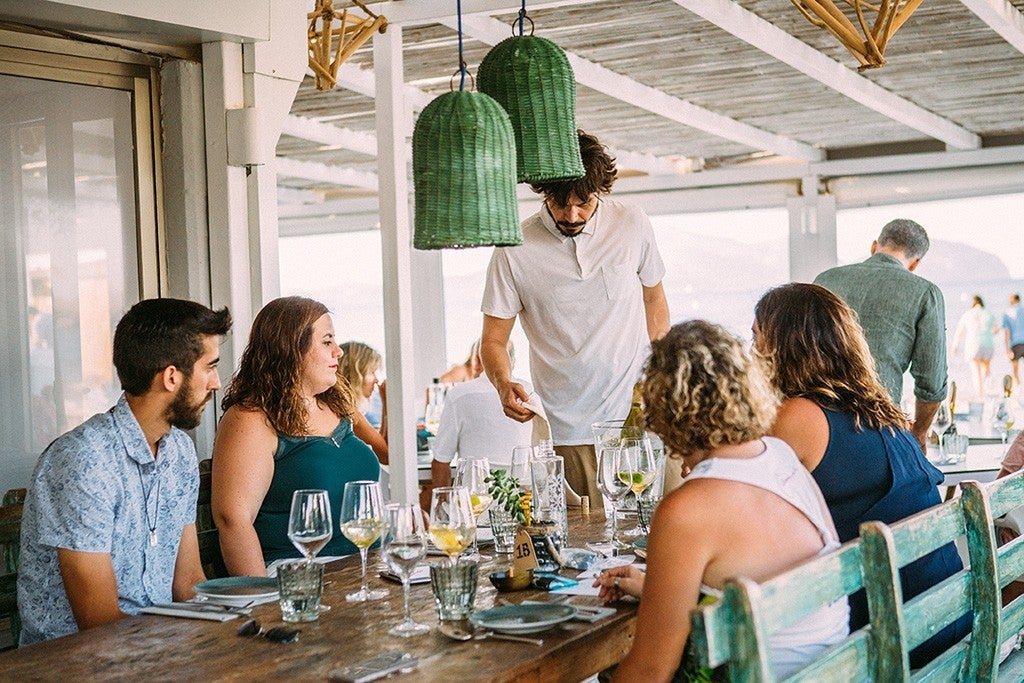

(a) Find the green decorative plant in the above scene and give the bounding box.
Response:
[485,469,529,524]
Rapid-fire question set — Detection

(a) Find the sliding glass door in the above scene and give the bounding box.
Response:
[0,37,161,495]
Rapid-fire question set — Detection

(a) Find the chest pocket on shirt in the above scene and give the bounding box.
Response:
[551,276,607,355]
[602,262,636,300]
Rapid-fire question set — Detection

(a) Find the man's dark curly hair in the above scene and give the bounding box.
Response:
[530,130,617,207]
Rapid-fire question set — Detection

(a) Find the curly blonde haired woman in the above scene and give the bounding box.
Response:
[754,282,967,669]
[594,320,847,681]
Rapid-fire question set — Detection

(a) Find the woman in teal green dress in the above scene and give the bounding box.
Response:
[211,296,381,575]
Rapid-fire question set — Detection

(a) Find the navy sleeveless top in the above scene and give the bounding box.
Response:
[253,417,380,561]
[814,408,969,668]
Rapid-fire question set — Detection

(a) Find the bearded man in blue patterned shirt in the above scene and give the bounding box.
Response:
[18,298,231,645]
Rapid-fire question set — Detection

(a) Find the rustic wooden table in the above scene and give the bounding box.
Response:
[0,511,635,681]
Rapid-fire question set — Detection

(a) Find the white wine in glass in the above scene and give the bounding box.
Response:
[382,503,430,637]
[428,486,475,565]
[340,480,388,602]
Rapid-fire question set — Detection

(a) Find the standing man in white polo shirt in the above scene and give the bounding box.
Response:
[480,130,670,504]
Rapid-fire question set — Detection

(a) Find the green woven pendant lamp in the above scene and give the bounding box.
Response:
[478,6,584,184]
[411,0,521,250]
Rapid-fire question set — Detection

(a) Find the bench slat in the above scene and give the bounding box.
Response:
[912,640,969,682]
[986,470,1024,519]
[888,499,966,570]
[759,542,863,632]
[900,571,972,650]
[784,630,872,682]
[997,538,1024,588]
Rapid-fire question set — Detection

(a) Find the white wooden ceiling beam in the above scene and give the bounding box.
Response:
[670,0,982,150]
[281,115,378,156]
[455,15,823,161]
[276,157,379,191]
[362,0,589,26]
[958,0,1024,54]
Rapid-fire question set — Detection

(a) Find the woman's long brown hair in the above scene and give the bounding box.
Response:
[753,283,907,432]
[222,296,354,436]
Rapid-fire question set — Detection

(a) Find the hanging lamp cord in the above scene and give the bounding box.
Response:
[457,0,468,90]
[518,0,527,36]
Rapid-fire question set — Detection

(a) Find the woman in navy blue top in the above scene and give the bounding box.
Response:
[753,283,968,669]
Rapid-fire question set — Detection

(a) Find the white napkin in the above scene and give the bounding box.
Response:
[523,392,551,444]
[140,606,240,622]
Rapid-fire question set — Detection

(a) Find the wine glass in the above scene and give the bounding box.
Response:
[598,446,632,550]
[994,400,1015,445]
[933,402,953,451]
[510,446,534,490]
[428,486,475,565]
[287,489,333,563]
[455,458,492,558]
[382,503,430,637]
[340,480,388,602]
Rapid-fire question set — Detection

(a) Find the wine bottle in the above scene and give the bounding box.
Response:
[621,382,644,440]
[946,382,957,436]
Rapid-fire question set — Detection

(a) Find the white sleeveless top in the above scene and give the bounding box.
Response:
[687,437,850,679]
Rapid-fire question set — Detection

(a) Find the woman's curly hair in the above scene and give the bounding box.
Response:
[221,296,354,435]
[753,283,907,432]
[642,320,779,459]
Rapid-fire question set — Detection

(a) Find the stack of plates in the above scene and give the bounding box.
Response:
[193,577,279,607]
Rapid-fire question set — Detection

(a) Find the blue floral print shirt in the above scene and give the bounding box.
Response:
[17,394,199,645]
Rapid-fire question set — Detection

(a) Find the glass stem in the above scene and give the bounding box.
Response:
[610,506,619,545]
[359,547,369,596]
[402,578,412,624]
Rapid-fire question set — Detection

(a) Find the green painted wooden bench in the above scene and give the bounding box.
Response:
[689,488,1004,681]
[689,537,877,681]
[962,472,1024,671]
[859,495,995,681]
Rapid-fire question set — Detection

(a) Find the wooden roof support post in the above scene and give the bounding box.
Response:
[787,175,837,282]
[374,26,419,504]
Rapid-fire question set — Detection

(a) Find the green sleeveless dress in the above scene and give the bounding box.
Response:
[254,417,380,561]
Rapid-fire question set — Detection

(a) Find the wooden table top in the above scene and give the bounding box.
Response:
[0,511,636,682]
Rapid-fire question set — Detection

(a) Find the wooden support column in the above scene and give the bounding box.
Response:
[787,175,837,282]
[374,26,419,504]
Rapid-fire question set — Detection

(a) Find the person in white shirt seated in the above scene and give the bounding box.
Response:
[431,341,533,486]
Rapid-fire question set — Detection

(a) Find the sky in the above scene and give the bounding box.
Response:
[280,191,1024,388]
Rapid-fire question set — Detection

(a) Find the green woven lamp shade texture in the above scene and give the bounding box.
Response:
[478,35,584,184]
[412,90,522,250]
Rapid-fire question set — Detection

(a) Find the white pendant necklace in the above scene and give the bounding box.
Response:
[137,462,161,547]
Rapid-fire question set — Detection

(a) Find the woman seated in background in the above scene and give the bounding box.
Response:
[595,320,848,682]
[437,340,482,385]
[337,341,389,460]
[212,296,380,576]
[753,282,969,667]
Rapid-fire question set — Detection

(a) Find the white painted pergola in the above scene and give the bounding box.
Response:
[275,0,1024,505]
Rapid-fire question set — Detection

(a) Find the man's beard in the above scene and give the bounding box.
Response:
[556,221,586,236]
[166,377,212,430]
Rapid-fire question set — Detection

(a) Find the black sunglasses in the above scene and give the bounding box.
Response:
[237,618,300,644]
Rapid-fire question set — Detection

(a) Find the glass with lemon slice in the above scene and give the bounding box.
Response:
[429,486,477,564]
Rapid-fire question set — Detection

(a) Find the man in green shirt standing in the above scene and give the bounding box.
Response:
[814,218,946,452]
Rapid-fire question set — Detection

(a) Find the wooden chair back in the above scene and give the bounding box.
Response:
[859,494,996,682]
[0,494,25,650]
[196,459,228,579]
[690,538,874,681]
